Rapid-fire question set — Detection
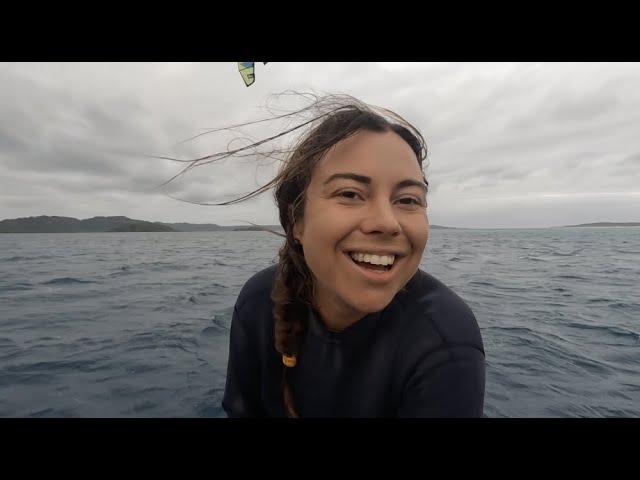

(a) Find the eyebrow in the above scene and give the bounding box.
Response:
[323,173,428,192]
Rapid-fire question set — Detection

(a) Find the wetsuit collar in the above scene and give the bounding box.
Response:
[307,304,382,341]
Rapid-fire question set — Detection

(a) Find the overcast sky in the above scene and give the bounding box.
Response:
[1,62,639,229]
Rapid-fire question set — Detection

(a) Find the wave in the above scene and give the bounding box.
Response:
[2,255,53,262]
[0,283,34,292]
[518,255,547,262]
[42,277,99,285]
[565,322,639,341]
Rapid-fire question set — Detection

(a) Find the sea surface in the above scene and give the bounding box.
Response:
[1,228,639,417]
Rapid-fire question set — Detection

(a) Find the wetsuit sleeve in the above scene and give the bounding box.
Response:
[397,344,485,418]
[221,303,261,417]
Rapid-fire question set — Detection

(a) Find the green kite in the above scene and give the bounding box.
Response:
[238,62,269,87]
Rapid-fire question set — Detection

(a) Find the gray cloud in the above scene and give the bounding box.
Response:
[1,62,639,228]
[621,153,640,165]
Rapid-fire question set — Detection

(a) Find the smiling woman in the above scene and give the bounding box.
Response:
[167,92,485,418]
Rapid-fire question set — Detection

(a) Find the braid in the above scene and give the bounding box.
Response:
[271,209,313,418]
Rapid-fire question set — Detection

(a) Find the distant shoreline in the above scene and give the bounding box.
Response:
[560,222,640,228]
[0,215,457,233]
[1,215,639,233]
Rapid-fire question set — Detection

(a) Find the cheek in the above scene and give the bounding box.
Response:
[300,231,341,289]
[299,201,347,250]
[301,220,342,260]
[405,216,429,252]
[298,214,331,265]
[298,207,353,275]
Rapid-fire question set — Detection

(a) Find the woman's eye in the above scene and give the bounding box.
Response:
[399,197,421,205]
[340,191,358,199]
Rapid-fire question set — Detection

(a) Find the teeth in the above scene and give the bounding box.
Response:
[349,252,395,266]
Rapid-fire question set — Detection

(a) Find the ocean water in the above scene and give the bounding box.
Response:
[1,228,638,418]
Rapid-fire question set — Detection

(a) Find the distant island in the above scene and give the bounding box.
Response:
[0,216,177,233]
[0,215,455,233]
[0,216,279,233]
[562,222,640,228]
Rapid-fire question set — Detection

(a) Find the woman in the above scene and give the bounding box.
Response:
[212,93,485,417]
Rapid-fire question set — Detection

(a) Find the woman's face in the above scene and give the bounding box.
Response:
[294,130,429,328]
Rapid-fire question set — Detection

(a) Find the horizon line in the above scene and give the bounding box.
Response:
[1,214,640,230]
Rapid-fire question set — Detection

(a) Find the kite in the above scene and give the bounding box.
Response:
[238,62,268,87]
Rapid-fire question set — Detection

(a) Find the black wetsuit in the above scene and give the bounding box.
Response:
[221,265,485,417]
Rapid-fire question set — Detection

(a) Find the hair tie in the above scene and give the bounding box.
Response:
[282,354,297,367]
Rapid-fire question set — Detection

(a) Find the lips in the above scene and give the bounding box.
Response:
[344,251,400,283]
[348,252,395,268]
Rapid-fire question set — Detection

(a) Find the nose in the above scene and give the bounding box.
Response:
[360,198,401,236]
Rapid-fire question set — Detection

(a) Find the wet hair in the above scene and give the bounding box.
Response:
[158,92,429,417]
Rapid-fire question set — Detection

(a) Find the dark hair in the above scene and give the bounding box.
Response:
[158,92,429,417]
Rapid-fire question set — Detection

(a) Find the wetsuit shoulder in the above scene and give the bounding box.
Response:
[222,264,277,417]
[391,270,486,417]
[235,264,278,313]
[407,270,484,349]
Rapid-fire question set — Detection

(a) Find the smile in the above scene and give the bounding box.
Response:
[348,252,395,271]
[345,251,402,282]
